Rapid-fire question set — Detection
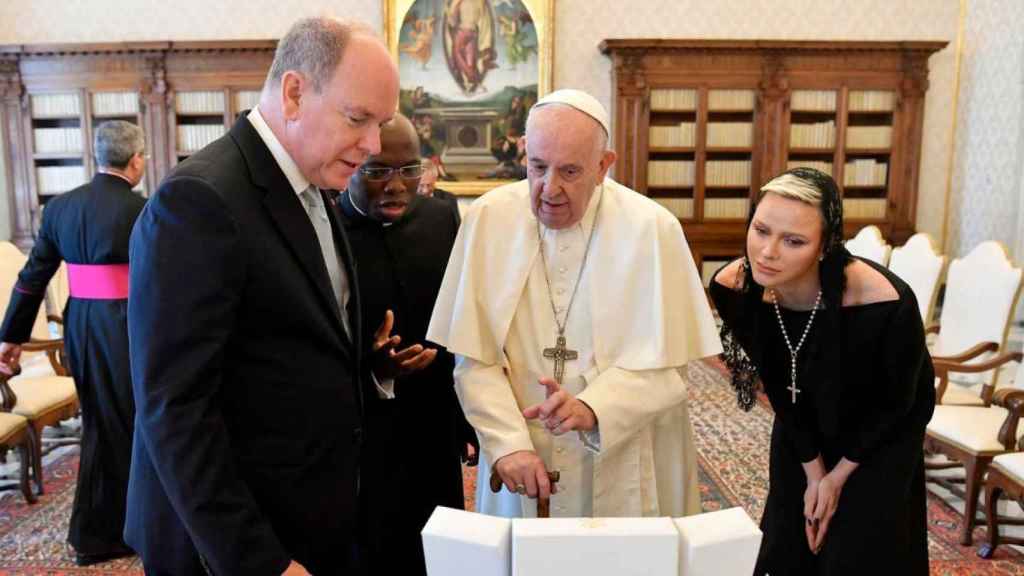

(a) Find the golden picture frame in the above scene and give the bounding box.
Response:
[384,0,554,196]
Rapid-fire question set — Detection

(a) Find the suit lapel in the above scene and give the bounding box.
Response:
[230,117,351,348]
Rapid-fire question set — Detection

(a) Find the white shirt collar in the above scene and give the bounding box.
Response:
[247,107,310,196]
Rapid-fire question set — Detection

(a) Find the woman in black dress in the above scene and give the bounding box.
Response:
[710,168,934,575]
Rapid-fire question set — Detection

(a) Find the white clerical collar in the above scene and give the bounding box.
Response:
[247,106,310,197]
[538,180,604,240]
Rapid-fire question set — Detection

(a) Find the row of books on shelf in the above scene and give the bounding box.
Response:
[707,122,753,148]
[235,91,261,113]
[31,94,81,118]
[708,90,755,111]
[844,159,888,187]
[846,126,892,149]
[650,89,697,112]
[92,92,139,116]
[791,91,837,112]
[843,198,887,219]
[33,128,82,155]
[649,123,696,148]
[654,198,694,220]
[652,198,749,220]
[177,124,227,153]
[176,91,227,115]
[648,160,695,187]
[654,196,885,221]
[849,91,895,112]
[705,160,751,187]
[790,121,835,149]
[786,160,833,175]
[649,89,755,112]
[36,165,86,195]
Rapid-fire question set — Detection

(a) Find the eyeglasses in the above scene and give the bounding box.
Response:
[359,163,425,182]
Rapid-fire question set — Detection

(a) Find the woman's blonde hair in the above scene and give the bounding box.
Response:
[759,172,823,207]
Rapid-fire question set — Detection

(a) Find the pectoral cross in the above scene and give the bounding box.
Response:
[543,335,578,385]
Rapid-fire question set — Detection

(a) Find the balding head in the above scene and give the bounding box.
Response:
[349,113,425,223]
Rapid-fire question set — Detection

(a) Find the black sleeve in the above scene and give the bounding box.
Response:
[128,177,291,575]
[0,206,63,343]
[843,294,931,463]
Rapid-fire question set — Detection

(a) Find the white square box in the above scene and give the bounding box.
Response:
[421,506,512,576]
[674,507,762,576]
[513,517,679,576]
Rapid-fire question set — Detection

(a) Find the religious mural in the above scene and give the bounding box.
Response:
[396,0,540,184]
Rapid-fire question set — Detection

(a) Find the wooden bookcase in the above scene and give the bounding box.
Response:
[600,39,947,285]
[0,41,276,250]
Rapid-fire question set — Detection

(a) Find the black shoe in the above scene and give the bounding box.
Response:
[74,546,134,566]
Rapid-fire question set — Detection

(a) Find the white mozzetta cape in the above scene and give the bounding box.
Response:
[427,177,720,372]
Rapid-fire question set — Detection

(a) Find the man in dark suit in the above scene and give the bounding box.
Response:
[338,114,477,575]
[126,18,431,576]
[0,120,146,566]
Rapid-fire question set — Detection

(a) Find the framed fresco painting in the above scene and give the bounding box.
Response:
[385,0,554,195]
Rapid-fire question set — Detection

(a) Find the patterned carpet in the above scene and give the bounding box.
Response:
[1,359,1023,574]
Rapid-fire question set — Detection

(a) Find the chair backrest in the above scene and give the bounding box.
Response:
[888,232,946,324]
[845,225,892,266]
[935,241,1023,386]
[0,242,50,342]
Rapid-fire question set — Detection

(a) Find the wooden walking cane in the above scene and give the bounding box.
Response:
[490,470,561,518]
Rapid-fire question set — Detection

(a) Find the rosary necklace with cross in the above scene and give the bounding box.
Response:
[538,187,603,385]
[769,288,822,404]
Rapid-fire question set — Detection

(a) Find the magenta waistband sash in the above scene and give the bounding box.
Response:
[67,263,130,300]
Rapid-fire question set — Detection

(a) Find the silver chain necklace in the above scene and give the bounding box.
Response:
[537,186,603,385]
[770,288,823,404]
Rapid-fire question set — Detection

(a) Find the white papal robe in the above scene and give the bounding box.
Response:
[427,178,721,518]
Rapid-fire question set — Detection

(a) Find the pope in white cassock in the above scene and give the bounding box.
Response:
[427,89,721,519]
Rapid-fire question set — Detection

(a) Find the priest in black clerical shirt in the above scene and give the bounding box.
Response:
[337,113,477,576]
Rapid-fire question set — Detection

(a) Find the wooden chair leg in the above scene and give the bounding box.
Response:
[980,483,1003,558]
[26,424,44,495]
[17,440,36,504]
[961,457,987,546]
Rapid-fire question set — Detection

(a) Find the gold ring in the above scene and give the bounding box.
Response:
[515,484,527,494]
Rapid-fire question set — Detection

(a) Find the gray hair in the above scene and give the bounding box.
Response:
[93,120,145,169]
[266,17,375,93]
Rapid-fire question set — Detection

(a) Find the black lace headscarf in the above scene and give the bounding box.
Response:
[720,167,851,412]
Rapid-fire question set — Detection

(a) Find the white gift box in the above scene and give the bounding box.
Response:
[421,506,512,576]
[513,517,679,576]
[674,507,762,576]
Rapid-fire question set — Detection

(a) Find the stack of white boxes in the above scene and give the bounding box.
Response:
[422,507,762,576]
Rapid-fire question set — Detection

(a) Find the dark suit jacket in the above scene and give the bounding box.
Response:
[126,116,365,576]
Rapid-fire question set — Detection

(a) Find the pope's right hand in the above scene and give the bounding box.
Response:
[0,342,22,376]
[494,450,556,500]
[282,560,310,576]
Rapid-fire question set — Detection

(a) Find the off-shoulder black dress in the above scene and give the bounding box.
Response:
[710,259,934,575]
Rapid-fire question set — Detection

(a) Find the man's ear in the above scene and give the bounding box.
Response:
[281,71,305,120]
[597,149,617,180]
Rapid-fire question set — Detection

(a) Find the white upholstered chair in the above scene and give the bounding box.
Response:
[925,352,1024,546]
[0,241,78,495]
[845,225,892,266]
[930,242,1023,406]
[888,232,946,325]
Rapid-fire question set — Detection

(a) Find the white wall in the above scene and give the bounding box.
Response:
[0,0,965,250]
[947,0,1024,262]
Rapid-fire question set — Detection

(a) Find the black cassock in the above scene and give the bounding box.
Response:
[0,173,144,556]
[337,191,475,576]
[710,259,934,576]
